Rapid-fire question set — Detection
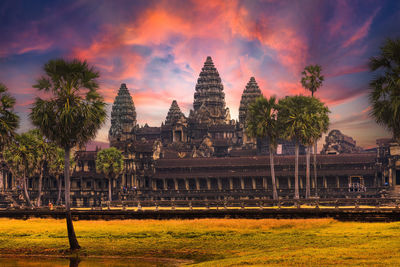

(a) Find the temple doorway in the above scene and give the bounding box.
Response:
[396,170,400,185]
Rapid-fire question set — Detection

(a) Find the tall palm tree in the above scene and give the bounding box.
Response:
[96,147,124,204]
[301,64,324,196]
[0,83,19,150]
[30,59,106,251]
[301,65,324,97]
[0,83,19,191]
[369,38,400,142]
[246,96,279,200]
[277,96,329,199]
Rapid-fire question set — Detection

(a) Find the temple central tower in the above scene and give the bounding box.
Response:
[109,83,137,145]
[189,56,230,125]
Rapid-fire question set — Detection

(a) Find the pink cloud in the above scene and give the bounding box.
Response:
[342,9,379,48]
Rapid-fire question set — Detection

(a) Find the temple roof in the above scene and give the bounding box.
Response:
[155,153,376,168]
[239,77,263,124]
[165,100,186,125]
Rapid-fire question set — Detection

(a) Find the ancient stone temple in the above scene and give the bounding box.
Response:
[189,56,230,125]
[238,77,263,146]
[109,83,137,146]
[321,130,363,154]
[161,100,188,144]
[239,77,263,125]
[165,100,186,126]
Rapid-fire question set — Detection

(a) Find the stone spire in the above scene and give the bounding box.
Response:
[239,77,263,125]
[109,83,137,144]
[190,56,230,125]
[165,100,186,125]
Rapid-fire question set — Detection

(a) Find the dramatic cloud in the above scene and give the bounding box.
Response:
[0,0,397,147]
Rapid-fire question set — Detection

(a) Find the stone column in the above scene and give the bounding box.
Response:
[229,178,233,190]
[240,178,245,190]
[374,171,378,187]
[336,176,340,188]
[299,177,303,189]
[174,178,179,190]
[0,170,3,191]
[252,178,256,190]
[288,177,291,189]
[323,176,327,188]
[195,178,200,190]
[152,180,157,190]
[163,179,168,190]
[185,179,189,190]
[218,178,222,190]
[276,177,280,189]
[206,178,211,190]
[122,174,126,189]
[263,177,267,189]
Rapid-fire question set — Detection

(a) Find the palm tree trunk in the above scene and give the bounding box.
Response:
[37,165,43,207]
[56,175,62,205]
[306,145,311,198]
[295,142,299,199]
[269,146,278,200]
[0,153,4,192]
[64,146,80,250]
[109,177,112,203]
[22,175,32,207]
[313,141,318,197]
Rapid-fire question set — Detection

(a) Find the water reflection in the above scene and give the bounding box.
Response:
[0,257,175,266]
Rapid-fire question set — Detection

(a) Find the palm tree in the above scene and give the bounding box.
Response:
[4,132,39,207]
[48,147,66,205]
[96,147,124,204]
[0,83,19,191]
[369,38,400,142]
[30,59,106,251]
[306,98,330,197]
[301,65,324,97]
[0,83,19,150]
[26,129,55,207]
[277,96,329,199]
[301,64,324,196]
[246,96,279,200]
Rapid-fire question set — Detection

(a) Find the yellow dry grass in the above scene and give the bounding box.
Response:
[0,218,399,266]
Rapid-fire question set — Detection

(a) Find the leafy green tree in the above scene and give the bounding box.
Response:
[277,96,329,199]
[4,133,39,207]
[26,129,56,207]
[96,147,124,204]
[246,96,279,200]
[30,59,106,250]
[301,64,324,196]
[0,83,19,191]
[369,38,400,142]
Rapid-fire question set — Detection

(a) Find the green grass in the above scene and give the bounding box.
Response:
[0,218,399,266]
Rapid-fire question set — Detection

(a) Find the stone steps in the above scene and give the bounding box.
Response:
[388,186,400,198]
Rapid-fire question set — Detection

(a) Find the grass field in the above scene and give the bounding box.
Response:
[0,218,399,266]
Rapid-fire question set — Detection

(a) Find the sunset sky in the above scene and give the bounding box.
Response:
[1,0,399,149]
